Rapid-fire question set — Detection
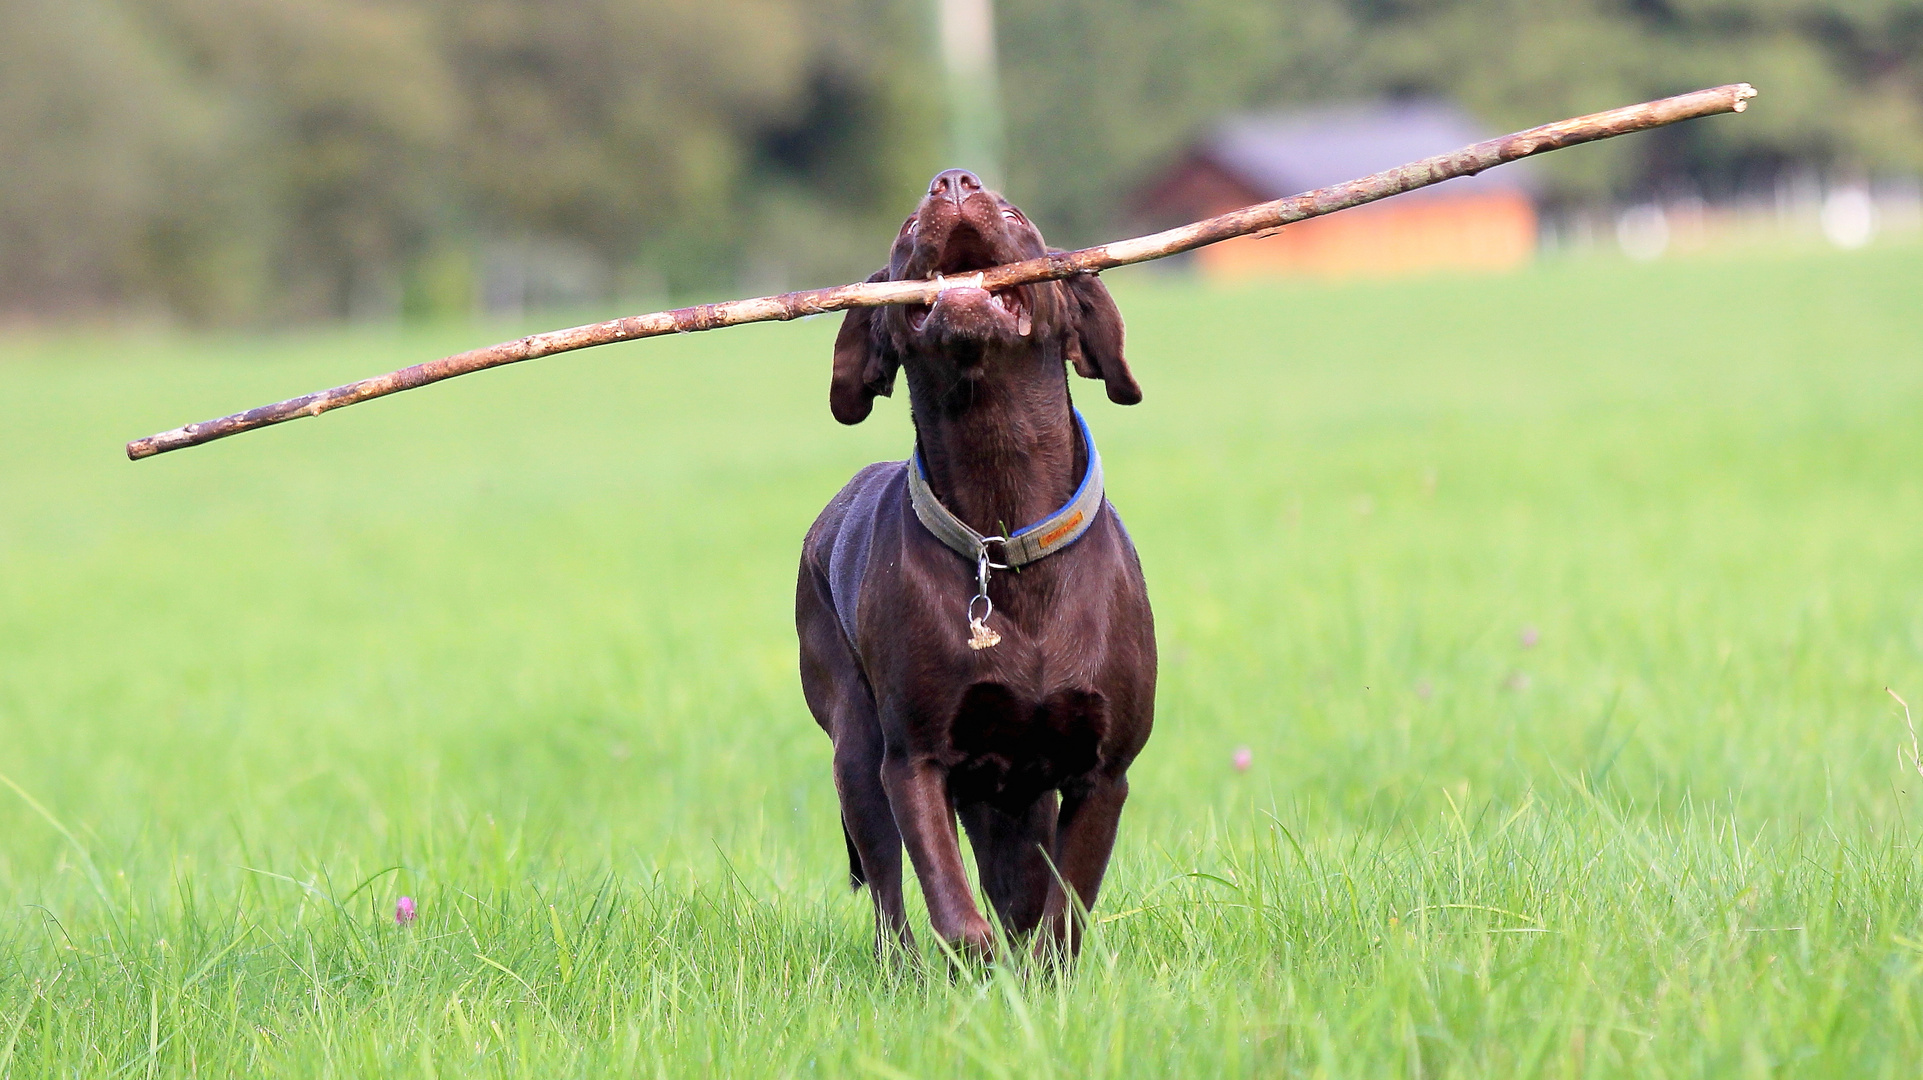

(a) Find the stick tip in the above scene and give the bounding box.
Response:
[1731,83,1758,112]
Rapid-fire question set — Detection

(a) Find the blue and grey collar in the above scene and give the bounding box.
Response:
[906,409,1105,650]
[907,408,1104,569]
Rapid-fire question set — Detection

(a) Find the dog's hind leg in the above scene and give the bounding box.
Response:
[834,715,913,959]
[799,567,913,959]
[959,796,1056,939]
[842,821,865,888]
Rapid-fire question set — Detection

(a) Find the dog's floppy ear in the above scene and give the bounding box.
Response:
[830,270,901,425]
[1062,272,1141,405]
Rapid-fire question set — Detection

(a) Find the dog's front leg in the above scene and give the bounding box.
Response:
[1035,772,1130,961]
[879,753,996,961]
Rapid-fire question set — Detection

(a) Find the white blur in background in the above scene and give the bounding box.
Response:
[1540,174,1921,261]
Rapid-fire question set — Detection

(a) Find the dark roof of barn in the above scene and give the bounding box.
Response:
[1199,100,1534,200]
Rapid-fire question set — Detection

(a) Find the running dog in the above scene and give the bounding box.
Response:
[797,169,1155,962]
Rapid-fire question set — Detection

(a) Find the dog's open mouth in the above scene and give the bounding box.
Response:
[905,283,1028,335]
[905,224,1030,336]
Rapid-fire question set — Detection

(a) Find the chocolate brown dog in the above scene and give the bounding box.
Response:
[797,169,1155,962]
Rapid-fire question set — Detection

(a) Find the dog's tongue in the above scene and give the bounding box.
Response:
[932,282,989,310]
[932,283,1028,337]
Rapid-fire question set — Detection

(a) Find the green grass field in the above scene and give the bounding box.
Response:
[3,243,1923,1077]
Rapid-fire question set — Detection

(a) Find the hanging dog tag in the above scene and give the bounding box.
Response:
[967,545,1003,650]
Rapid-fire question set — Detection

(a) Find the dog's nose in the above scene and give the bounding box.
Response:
[929,169,983,205]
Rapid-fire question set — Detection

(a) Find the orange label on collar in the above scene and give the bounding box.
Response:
[1037,511,1085,548]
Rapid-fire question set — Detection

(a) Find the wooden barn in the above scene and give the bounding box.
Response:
[1136,101,1537,279]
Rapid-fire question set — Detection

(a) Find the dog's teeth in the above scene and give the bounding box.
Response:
[934,272,987,295]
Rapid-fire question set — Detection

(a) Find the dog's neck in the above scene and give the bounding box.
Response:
[906,355,1085,539]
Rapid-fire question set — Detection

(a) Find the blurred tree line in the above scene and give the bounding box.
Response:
[2,0,1917,322]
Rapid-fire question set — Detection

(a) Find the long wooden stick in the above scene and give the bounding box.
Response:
[128,83,1755,460]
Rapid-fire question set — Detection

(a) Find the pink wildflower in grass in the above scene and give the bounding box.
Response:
[395,896,418,926]
[1520,625,1540,649]
[1232,746,1253,772]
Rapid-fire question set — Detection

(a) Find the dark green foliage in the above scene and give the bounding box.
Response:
[1000,0,1923,245]
[0,0,1917,319]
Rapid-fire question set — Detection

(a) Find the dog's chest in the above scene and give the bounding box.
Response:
[943,682,1108,806]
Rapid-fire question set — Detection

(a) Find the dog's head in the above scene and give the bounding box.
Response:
[830,169,1140,424]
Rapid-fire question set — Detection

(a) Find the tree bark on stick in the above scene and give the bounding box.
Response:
[128,83,1755,461]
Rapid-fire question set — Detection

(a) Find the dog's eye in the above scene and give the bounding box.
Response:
[1000,207,1024,225]
[899,216,917,237]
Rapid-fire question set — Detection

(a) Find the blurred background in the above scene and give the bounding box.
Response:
[3,6,1922,1069]
[1,0,1919,325]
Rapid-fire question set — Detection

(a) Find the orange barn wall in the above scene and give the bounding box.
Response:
[1197,190,1537,278]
